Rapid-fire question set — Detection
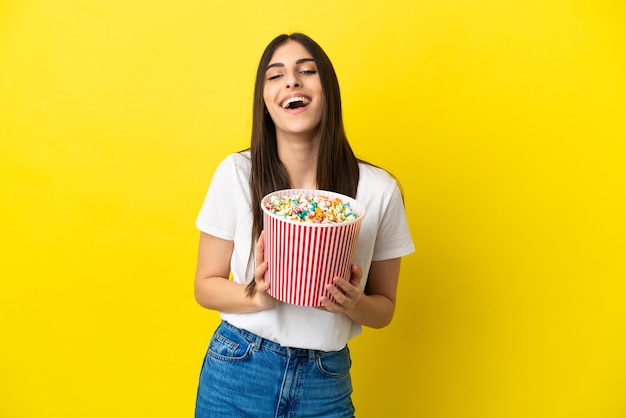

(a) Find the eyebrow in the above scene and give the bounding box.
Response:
[266,58,316,71]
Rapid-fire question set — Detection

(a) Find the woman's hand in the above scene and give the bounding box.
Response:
[319,264,363,313]
[251,231,277,310]
[194,231,276,314]
[319,258,401,328]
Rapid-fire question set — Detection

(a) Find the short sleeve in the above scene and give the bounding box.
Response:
[372,182,415,261]
[195,154,251,240]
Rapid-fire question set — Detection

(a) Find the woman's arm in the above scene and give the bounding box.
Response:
[194,232,276,313]
[320,258,401,328]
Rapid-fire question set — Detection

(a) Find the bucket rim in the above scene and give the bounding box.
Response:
[261,188,365,228]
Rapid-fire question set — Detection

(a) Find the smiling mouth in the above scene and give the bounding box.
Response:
[281,96,311,109]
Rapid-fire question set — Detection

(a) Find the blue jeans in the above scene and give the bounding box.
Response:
[195,320,355,418]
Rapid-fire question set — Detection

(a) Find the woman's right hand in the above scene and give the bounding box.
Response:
[250,231,277,310]
[194,231,275,314]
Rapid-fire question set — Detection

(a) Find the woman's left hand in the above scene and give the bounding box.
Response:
[319,264,363,313]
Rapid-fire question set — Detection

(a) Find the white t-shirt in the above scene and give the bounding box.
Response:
[196,152,415,351]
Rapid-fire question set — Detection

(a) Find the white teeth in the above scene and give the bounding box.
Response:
[281,96,311,109]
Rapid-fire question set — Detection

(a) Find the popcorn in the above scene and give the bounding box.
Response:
[264,193,359,224]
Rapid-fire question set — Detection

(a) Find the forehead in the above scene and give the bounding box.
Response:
[268,40,314,65]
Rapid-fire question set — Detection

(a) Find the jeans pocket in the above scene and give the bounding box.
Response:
[206,327,253,362]
[316,346,352,378]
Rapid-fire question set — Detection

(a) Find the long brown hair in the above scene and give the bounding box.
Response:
[245,33,360,295]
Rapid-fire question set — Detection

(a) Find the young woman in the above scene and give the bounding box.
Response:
[194,33,414,417]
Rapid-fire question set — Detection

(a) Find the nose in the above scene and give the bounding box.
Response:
[285,71,301,89]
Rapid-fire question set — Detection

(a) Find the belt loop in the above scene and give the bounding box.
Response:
[308,350,318,362]
[253,334,263,352]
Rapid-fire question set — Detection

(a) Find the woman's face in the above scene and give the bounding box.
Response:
[263,40,325,140]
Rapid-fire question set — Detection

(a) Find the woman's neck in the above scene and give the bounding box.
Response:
[276,133,320,190]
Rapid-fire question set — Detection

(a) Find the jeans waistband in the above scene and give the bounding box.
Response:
[220,320,328,360]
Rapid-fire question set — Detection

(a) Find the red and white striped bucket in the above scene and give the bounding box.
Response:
[261,189,365,307]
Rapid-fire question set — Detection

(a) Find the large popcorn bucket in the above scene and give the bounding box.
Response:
[261,189,366,307]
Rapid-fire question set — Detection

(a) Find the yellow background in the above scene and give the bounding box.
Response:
[1,1,625,417]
